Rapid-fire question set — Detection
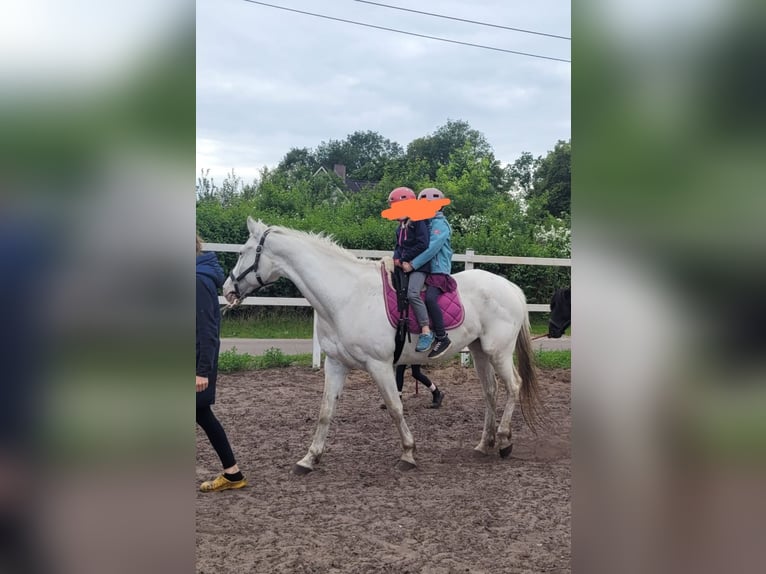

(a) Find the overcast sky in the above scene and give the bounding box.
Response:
[197,0,570,183]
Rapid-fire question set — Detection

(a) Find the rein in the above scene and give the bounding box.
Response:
[229,228,274,299]
[392,267,410,364]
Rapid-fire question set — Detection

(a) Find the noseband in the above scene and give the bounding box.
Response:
[229,228,273,299]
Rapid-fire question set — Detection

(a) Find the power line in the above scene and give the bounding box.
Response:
[241,0,570,63]
[352,0,571,41]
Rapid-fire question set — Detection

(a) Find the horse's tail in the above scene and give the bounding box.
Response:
[516,318,546,433]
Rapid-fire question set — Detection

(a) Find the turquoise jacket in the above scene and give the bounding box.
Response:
[410,212,453,274]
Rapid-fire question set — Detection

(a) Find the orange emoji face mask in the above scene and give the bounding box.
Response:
[381,198,451,221]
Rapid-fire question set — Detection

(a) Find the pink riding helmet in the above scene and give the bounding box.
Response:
[388,187,416,203]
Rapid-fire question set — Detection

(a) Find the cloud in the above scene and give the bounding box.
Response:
[196,0,570,181]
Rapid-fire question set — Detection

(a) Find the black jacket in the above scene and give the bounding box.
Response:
[393,219,431,273]
[196,252,224,407]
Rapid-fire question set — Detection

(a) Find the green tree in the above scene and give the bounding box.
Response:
[196,169,248,206]
[218,169,243,207]
[315,130,403,181]
[277,147,318,175]
[405,120,505,190]
[196,168,218,202]
[505,151,541,197]
[196,127,571,302]
[434,143,503,219]
[528,140,571,218]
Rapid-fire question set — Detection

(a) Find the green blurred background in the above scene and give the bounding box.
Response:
[2,0,764,572]
[574,1,766,573]
[0,2,194,573]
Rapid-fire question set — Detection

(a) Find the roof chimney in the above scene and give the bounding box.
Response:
[333,164,346,182]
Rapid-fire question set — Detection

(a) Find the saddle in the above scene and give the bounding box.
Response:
[380,259,465,361]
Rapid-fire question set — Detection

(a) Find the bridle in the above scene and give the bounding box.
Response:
[228,228,273,299]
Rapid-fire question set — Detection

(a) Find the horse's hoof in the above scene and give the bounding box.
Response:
[472,448,489,458]
[499,444,514,458]
[396,459,417,471]
[292,463,313,475]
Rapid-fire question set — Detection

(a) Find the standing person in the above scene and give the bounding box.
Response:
[380,365,444,409]
[389,187,435,352]
[397,365,445,408]
[196,234,246,493]
[404,188,454,359]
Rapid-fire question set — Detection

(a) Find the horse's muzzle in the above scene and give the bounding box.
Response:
[222,276,240,303]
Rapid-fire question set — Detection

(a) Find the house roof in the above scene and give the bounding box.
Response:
[312,166,378,194]
[344,179,377,193]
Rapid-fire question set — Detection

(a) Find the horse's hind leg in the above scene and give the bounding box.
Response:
[294,356,348,474]
[368,360,416,470]
[469,341,498,455]
[492,353,521,458]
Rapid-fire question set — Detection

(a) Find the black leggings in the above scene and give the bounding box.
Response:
[424,285,446,338]
[395,364,433,393]
[196,405,236,470]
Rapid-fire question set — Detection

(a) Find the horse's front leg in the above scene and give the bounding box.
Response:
[368,361,417,470]
[294,356,348,474]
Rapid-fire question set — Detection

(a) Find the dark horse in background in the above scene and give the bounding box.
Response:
[547,287,571,339]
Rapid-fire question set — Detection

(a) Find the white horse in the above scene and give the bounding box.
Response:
[223,217,543,473]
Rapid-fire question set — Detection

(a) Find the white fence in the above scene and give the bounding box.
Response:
[204,243,571,367]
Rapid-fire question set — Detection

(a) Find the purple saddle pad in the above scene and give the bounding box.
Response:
[381,265,465,334]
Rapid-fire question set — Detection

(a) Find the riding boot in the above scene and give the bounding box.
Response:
[428,388,444,409]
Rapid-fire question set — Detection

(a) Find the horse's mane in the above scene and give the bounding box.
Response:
[272,225,378,266]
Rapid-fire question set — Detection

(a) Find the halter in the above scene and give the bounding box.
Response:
[229,228,273,298]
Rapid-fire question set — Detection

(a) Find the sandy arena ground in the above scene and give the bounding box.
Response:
[196,364,571,573]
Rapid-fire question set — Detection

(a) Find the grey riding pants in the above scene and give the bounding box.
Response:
[406,271,429,327]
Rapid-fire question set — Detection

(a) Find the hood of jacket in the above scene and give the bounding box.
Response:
[196,252,225,288]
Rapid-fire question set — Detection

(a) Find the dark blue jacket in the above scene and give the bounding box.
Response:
[393,219,431,273]
[0,217,49,441]
[196,252,224,407]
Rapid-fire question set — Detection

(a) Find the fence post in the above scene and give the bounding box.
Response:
[312,309,321,369]
[464,248,475,271]
[461,248,475,367]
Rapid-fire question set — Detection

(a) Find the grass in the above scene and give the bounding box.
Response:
[221,308,314,339]
[218,348,569,372]
[218,347,313,372]
[529,314,552,336]
[222,307,564,339]
[219,308,569,371]
[534,350,571,369]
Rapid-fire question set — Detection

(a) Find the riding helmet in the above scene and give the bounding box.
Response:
[417,187,445,200]
[388,187,416,203]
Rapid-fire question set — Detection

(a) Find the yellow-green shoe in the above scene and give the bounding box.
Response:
[199,474,247,493]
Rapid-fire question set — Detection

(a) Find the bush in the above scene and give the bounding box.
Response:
[260,347,292,368]
[196,160,571,302]
[218,348,256,372]
[217,347,302,372]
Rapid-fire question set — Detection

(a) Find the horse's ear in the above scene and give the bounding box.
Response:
[246,216,261,236]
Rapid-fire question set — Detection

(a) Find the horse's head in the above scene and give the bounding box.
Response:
[547,287,571,339]
[222,217,279,303]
